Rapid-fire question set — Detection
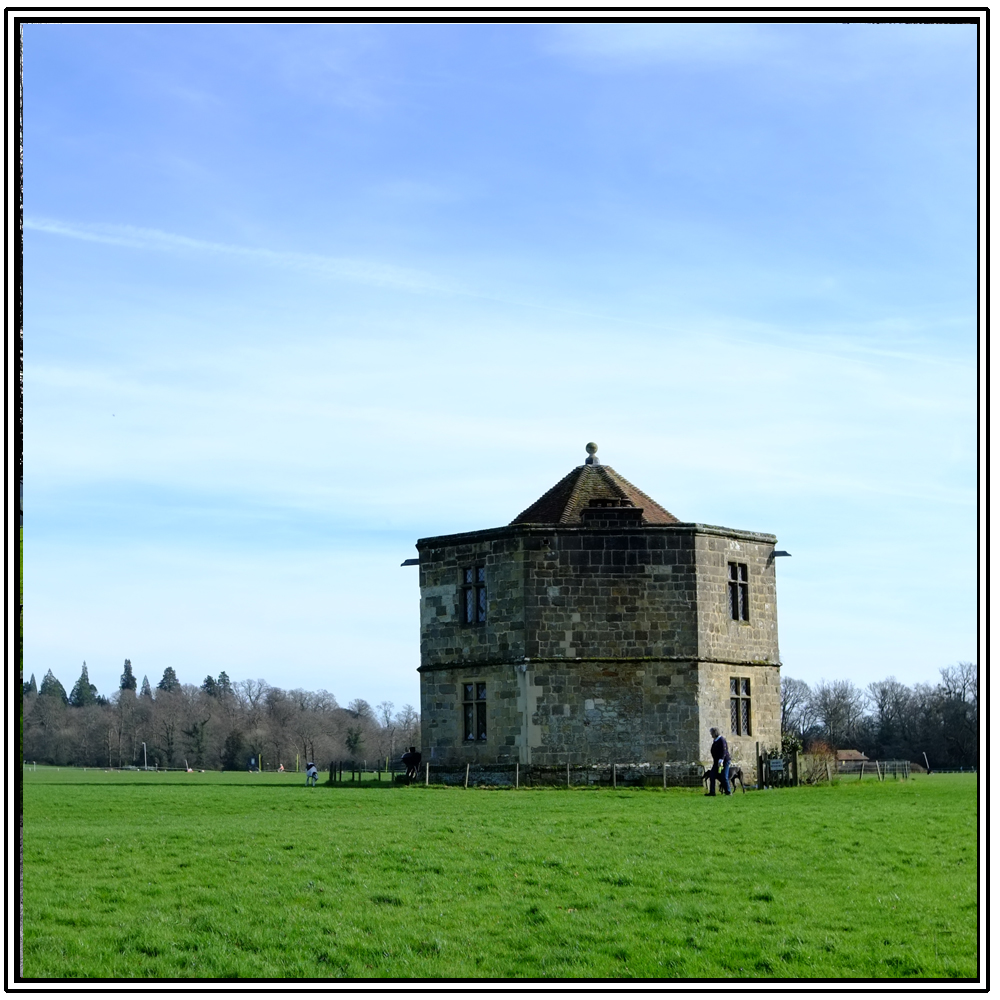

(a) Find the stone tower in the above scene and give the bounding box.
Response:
[412,445,781,777]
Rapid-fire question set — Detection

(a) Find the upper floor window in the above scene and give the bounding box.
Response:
[462,566,487,624]
[728,562,749,621]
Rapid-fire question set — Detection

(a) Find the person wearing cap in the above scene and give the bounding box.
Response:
[706,727,731,796]
[305,761,318,787]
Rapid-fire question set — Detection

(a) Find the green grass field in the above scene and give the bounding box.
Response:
[21,770,978,980]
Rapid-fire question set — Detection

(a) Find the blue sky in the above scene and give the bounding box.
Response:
[23,21,979,708]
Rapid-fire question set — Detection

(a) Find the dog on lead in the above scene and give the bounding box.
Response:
[702,763,746,794]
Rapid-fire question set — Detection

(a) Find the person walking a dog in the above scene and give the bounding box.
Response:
[707,727,731,796]
[401,746,422,783]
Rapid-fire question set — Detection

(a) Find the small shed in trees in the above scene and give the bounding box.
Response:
[409,445,783,780]
[836,749,870,770]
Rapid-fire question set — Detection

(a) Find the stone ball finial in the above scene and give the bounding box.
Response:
[585,442,599,465]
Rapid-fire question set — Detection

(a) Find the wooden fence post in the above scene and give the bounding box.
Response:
[567,760,570,788]
[859,761,865,781]
[612,763,617,789]
[464,763,470,789]
[663,762,667,789]
[425,761,429,786]
[515,762,519,789]
[826,760,833,783]
[793,750,800,787]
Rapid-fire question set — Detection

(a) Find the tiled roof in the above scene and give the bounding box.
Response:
[511,463,679,526]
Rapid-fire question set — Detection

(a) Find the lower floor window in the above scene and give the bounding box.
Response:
[730,677,751,735]
[464,681,487,741]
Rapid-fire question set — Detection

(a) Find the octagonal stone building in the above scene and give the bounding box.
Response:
[410,445,782,779]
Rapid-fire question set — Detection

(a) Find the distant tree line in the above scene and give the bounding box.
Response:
[780,663,978,770]
[22,659,976,771]
[21,659,420,771]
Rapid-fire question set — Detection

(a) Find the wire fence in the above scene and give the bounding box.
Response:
[835,759,912,780]
[917,767,977,774]
[26,758,972,783]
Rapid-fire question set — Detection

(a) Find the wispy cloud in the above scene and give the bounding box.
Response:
[24,216,973,377]
[231,24,390,113]
[544,23,788,67]
[544,22,975,81]
[24,217,455,295]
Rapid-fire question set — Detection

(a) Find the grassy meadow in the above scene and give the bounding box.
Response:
[21,769,978,980]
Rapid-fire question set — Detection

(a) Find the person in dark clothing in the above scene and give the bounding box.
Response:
[401,746,422,783]
[707,727,731,796]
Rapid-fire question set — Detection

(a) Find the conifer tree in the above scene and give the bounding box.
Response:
[221,729,245,770]
[120,658,137,691]
[69,661,98,707]
[39,669,68,704]
[182,718,210,768]
[23,673,37,696]
[139,675,153,699]
[157,666,180,692]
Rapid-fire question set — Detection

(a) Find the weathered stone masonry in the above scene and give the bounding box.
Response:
[412,448,782,782]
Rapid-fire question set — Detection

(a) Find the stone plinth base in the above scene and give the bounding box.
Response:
[419,762,705,788]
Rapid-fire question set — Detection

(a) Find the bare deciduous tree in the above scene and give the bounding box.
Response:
[810,679,865,750]
[377,701,396,761]
[394,704,420,751]
[780,677,812,737]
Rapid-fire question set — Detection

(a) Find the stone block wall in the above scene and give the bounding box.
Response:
[522,528,700,660]
[694,530,780,665]
[416,521,782,771]
[696,660,781,770]
[417,524,708,667]
[421,659,708,767]
[420,662,525,764]
[525,659,704,765]
[417,531,527,666]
